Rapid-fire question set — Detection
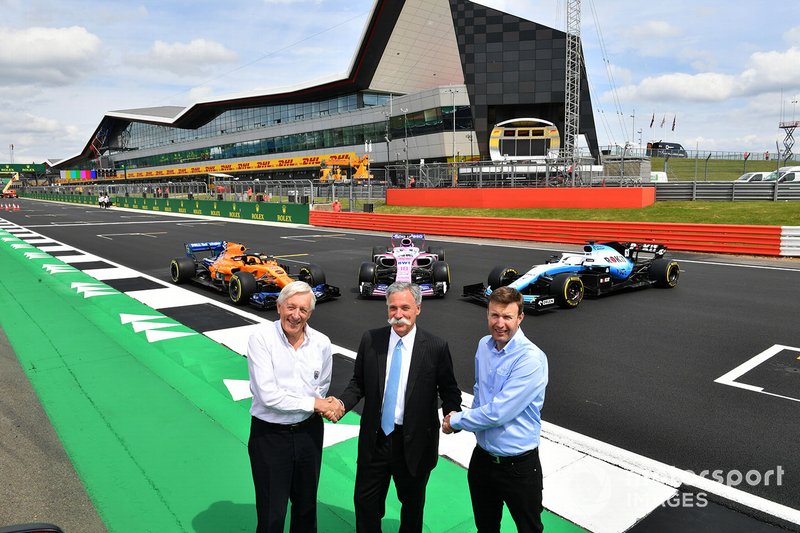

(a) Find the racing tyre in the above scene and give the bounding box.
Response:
[550,273,584,309]
[488,265,518,290]
[427,246,446,261]
[299,264,326,287]
[648,258,680,288]
[229,271,257,305]
[358,262,377,284]
[432,261,450,284]
[170,257,196,284]
[372,246,387,260]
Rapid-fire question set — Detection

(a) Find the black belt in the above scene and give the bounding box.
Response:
[476,445,537,464]
[253,414,319,432]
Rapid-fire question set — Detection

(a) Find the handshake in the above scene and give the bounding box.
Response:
[314,396,345,423]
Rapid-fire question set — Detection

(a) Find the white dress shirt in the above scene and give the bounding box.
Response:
[248,320,332,424]
[385,325,416,426]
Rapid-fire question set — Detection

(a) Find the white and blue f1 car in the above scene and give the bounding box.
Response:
[463,241,680,311]
[358,233,450,297]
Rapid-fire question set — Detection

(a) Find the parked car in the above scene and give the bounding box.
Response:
[463,241,680,312]
[358,233,450,298]
[763,166,800,183]
[169,240,339,308]
[734,171,772,182]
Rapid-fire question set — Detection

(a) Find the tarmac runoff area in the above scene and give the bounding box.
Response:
[1,210,799,532]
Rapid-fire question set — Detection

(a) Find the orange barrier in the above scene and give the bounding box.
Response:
[309,211,783,256]
[387,187,656,208]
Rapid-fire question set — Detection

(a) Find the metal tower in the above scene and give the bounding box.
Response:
[563,0,581,180]
[779,120,798,162]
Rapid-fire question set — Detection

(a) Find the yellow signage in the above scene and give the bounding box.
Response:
[123,152,356,179]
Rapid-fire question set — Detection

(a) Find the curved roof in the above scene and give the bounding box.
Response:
[55,0,465,168]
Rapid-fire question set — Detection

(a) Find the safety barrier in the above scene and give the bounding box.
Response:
[310,211,788,256]
[782,227,800,256]
[23,193,310,224]
[387,187,656,208]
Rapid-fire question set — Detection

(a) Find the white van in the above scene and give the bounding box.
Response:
[735,171,772,182]
[763,166,800,183]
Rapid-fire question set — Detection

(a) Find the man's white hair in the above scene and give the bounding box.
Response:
[277,280,316,311]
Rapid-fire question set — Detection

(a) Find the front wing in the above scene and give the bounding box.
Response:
[462,283,559,312]
[361,281,446,298]
[250,283,341,308]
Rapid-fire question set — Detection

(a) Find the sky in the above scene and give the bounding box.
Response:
[0,0,798,165]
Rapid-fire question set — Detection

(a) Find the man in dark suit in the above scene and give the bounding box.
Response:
[333,282,462,533]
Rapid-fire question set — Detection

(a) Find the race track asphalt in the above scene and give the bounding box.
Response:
[2,198,799,531]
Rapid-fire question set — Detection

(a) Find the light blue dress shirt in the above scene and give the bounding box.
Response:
[449,327,548,456]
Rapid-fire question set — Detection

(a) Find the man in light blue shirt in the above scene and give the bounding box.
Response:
[444,286,548,533]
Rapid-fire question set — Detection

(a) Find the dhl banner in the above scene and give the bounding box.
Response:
[123,152,356,180]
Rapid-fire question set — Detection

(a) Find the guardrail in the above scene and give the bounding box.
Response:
[782,227,800,256]
[310,211,792,256]
[655,182,800,201]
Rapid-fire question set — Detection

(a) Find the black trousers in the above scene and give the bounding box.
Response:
[467,446,543,533]
[354,426,431,533]
[248,415,323,533]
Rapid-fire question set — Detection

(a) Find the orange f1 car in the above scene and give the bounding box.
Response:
[169,241,339,308]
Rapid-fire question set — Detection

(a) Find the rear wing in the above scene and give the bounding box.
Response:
[609,242,667,258]
[185,241,226,259]
[391,233,426,247]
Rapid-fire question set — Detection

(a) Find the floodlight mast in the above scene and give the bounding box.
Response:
[563,0,581,185]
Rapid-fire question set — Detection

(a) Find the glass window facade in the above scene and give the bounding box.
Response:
[115,92,391,152]
[113,104,472,170]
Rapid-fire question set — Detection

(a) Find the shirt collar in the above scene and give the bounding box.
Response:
[275,320,310,349]
[390,324,416,351]
[485,327,525,353]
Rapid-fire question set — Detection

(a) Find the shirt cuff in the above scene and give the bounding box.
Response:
[303,396,316,414]
[449,411,463,430]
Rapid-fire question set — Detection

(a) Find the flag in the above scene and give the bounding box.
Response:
[649,114,654,128]
[672,116,676,131]
[660,116,666,128]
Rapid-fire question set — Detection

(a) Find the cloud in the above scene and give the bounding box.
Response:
[129,39,238,77]
[785,26,800,46]
[0,26,102,85]
[629,20,681,41]
[613,46,800,103]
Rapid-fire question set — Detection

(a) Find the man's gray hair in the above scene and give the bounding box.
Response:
[385,282,422,305]
[277,280,316,311]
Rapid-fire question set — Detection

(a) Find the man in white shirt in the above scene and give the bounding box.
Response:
[247,281,335,533]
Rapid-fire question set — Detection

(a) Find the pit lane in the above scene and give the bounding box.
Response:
[5,198,800,512]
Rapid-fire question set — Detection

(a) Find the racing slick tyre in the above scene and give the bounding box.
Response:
[229,271,257,306]
[169,257,196,284]
[299,264,326,287]
[358,262,377,284]
[648,258,680,288]
[372,246,387,260]
[432,261,450,284]
[550,273,584,309]
[427,246,446,261]
[487,265,518,290]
